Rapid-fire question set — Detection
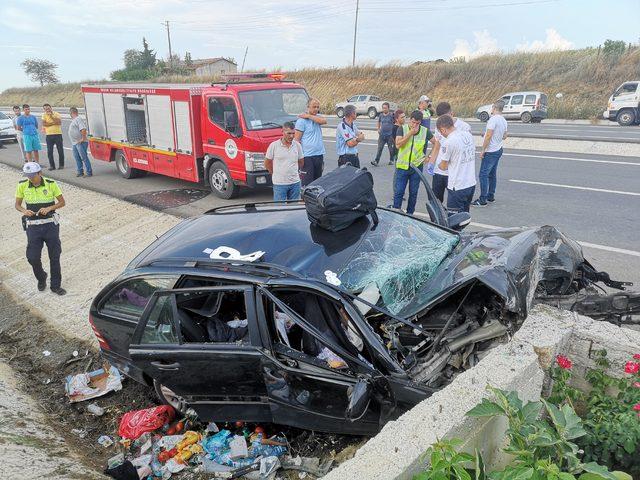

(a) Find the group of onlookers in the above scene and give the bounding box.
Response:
[11,104,93,177]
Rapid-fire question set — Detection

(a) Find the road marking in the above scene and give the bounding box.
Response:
[503,152,640,166]
[509,179,640,196]
[40,142,73,151]
[469,221,640,258]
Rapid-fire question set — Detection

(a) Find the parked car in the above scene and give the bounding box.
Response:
[335,95,398,119]
[476,91,548,123]
[603,80,639,126]
[0,111,17,143]
[90,197,638,435]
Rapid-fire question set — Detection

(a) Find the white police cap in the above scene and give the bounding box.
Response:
[23,162,42,176]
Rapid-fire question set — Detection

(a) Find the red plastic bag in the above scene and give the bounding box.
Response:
[118,405,175,440]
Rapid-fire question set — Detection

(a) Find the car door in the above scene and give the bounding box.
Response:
[614,82,639,108]
[354,95,368,115]
[202,94,244,177]
[128,285,271,422]
[255,286,395,435]
[500,95,512,117]
[508,94,524,118]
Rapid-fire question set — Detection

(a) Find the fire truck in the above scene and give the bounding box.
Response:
[81,74,309,198]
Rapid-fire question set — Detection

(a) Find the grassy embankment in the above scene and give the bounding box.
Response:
[2,48,638,119]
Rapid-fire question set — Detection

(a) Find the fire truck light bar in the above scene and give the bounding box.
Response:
[220,73,287,82]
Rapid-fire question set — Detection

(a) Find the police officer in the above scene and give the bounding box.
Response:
[14,162,66,295]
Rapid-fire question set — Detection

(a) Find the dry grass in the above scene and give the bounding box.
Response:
[2,48,638,119]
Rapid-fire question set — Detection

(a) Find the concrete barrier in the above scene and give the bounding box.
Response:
[324,305,640,480]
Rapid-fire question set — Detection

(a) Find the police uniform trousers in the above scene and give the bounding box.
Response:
[26,222,62,289]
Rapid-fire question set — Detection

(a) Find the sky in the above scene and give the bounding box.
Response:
[1,0,639,92]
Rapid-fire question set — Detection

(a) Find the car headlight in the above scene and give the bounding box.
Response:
[245,152,266,172]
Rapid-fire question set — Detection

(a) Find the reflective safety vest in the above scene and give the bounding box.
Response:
[396,125,427,170]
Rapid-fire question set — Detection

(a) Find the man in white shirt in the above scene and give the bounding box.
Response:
[265,122,304,201]
[472,100,508,206]
[12,106,26,161]
[427,102,471,203]
[436,114,476,213]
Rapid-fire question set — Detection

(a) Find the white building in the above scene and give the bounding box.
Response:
[190,58,238,76]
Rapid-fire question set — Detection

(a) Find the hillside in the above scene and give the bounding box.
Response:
[2,48,638,119]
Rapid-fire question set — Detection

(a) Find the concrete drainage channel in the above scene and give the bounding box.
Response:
[1,163,638,478]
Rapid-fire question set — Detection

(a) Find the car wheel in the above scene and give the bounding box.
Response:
[208,160,239,199]
[154,380,187,414]
[115,149,140,179]
[367,107,378,119]
[478,112,489,122]
[521,112,532,123]
[616,109,636,126]
[336,107,345,118]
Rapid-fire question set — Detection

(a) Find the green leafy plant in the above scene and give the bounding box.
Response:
[548,355,584,409]
[576,351,640,474]
[413,438,484,480]
[466,387,617,480]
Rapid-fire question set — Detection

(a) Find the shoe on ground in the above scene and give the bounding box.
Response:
[50,287,67,296]
[76,172,84,177]
[48,166,56,171]
[370,160,379,166]
[388,161,395,165]
[471,199,487,207]
[85,173,93,177]
[37,273,48,291]
[487,198,495,203]
[58,165,64,169]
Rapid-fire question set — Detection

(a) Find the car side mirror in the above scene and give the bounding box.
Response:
[346,378,371,422]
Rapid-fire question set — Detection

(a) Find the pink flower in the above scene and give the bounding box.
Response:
[634,382,640,388]
[625,362,640,375]
[633,354,640,360]
[556,355,572,370]
[633,403,640,412]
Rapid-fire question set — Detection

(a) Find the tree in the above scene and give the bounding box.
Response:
[140,37,157,69]
[123,49,144,69]
[602,39,626,56]
[184,51,193,67]
[21,58,59,86]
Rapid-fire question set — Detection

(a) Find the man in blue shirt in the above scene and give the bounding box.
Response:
[371,102,395,166]
[335,104,364,168]
[294,98,327,186]
[15,104,41,163]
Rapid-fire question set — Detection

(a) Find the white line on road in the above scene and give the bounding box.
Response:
[40,142,73,151]
[503,152,640,166]
[509,179,640,196]
[469,221,640,258]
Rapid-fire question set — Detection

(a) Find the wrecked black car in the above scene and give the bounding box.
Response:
[90,203,639,435]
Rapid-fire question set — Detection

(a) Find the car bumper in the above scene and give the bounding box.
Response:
[0,131,17,142]
[245,171,272,188]
[603,109,618,121]
[530,109,547,119]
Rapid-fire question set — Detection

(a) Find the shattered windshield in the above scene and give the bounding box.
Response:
[339,212,459,314]
[238,88,308,130]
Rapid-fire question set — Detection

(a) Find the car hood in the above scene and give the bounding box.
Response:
[397,225,585,318]
[0,119,14,128]
[476,104,492,113]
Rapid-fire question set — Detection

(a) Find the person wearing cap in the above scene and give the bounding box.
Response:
[418,95,435,132]
[15,162,66,295]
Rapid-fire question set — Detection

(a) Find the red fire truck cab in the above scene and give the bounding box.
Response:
[81,75,309,198]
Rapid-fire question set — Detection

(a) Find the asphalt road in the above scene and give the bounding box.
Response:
[325,116,640,143]
[2,118,639,287]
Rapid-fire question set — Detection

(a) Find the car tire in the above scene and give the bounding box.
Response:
[616,109,636,126]
[154,380,187,414]
[367,107,378,119]
[208,160,239,199]
[479,112,489,122]
[521,112,532,123]
[115,149,141,179]
[336,107,345,118]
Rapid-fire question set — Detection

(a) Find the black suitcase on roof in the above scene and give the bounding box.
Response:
[303,165,378,232]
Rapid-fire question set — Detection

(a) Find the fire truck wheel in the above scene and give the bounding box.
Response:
[208,161,239,199]
[115,150,141,179]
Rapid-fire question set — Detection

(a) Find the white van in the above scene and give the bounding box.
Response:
[603,81,639,126]
[476,91,548,123]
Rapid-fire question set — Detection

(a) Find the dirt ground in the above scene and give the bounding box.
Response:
[0,284,365,479]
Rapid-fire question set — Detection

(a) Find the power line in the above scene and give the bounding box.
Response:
[352,0,360,66]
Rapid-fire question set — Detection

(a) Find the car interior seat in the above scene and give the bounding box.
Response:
[176,308,208,343]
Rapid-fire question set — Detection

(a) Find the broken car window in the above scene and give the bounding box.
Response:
[101,276,178,319]
[140,295,179,344]
[339,213,459,314]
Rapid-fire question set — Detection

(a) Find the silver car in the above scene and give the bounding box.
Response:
[0,112,17,143]
[476,91,548,123]
[335,95,398,119]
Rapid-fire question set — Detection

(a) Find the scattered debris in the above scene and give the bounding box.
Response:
[87,403,105,416]
[98,435,114,447]
[118,405,175,440]
[42,350,51,357]
[65,363,122,403]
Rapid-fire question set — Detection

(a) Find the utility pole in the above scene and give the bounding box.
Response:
[163,20,173,67]
[352,0,359,67]
[241,46,248,73]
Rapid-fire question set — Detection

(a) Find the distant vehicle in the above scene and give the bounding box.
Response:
[603,81,639,126]
[476,91,547,123]
[0,111,17,143]
[81,73,309,199]
[335,95,398,119]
